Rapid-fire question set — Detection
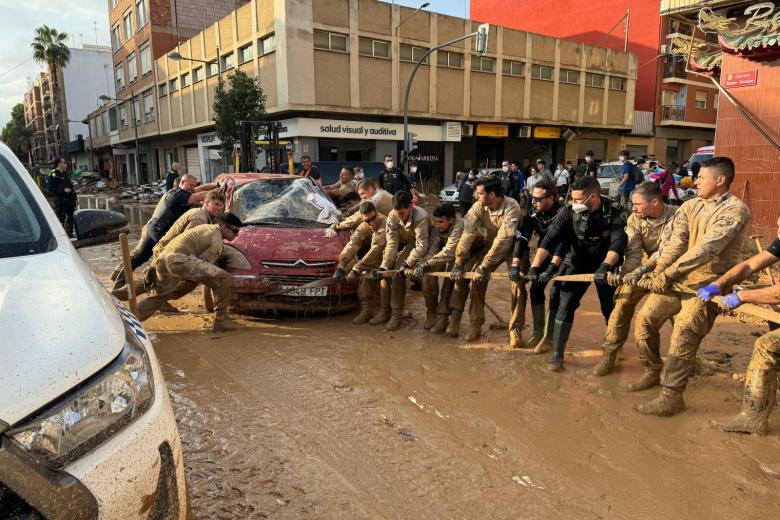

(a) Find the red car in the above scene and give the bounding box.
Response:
[219,173,358,313]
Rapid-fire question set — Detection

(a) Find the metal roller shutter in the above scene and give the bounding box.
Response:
[577,139,607,162]
[185,147,202,182]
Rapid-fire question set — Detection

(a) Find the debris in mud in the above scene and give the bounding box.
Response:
[512,475,545,490]
[398,427,416,442]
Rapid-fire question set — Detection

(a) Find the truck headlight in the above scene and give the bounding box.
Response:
[9,329,154,467]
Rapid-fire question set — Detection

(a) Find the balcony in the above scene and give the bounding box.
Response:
[661,105,686,122]
[662,59,687,80]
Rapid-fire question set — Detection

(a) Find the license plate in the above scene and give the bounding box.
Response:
[277,285,329,297]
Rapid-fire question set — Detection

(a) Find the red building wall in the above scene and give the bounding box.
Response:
[470,0,661,112]
[715,54,780,242]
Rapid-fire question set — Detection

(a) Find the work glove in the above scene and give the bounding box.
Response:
[413,262,430,278]
[697,283,721,302]
[537,263,559,285]
[508,264,522,283]
[450,264,465,281]
[526,266,541,283]
[594,262,611,286]
[721,292,743,311]
[333,266,346,282]
[642,272,671,293]
[473,265,490,283]
[346,269,359,282]
[622,265,649,287]
[372,268,387,281]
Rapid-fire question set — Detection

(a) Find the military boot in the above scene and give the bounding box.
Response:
[431,314,449,334]
[547,320,573,372]
[352,300,373,325]
[524,304,546,348]
[465,321,483,342]
[423,310,438,330]
[592,350,618,377]
[626,367,662,392]
[423,292,439,330]
[635,387,686,416]
[445,310,463,337]
[369,306,391,325]
[712,368,776,435]
[384,310,404,332]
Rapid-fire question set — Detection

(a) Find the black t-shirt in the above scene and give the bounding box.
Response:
[767,236,780,258]
[148,188,192,240]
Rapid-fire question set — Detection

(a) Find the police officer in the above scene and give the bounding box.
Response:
[48,157,77,236]
[508,178,565,349]
[498,160,522,203]
[529,176,628,372]
[379,154,412,195]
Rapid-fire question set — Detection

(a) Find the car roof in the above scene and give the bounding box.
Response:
[221,173,302,187]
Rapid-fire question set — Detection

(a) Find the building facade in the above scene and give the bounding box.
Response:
[470,0,717,164]
[23,78,47,165]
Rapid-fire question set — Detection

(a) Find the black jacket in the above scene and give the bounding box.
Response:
[380,167,412,195]
[513,201,566,259]
[165,169,179,191]
[48,169,77,200]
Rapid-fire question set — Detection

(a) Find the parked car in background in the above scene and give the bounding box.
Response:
[221,173,358,313]
[596,161,631,199]
[688,145,714,170]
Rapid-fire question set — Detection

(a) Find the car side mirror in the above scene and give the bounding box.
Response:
[72,209,129,249]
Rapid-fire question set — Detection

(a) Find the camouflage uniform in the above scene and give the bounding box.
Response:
[152,207,217,259]
[635,192,750,414]
[138,225,232,323]
[335,189,393,231]
[419,218,464,331]
[452,197,522,339]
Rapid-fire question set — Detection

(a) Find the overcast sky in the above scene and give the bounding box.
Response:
[0,0,468,129]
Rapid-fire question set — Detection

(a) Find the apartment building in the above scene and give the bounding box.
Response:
[23,79,47,165]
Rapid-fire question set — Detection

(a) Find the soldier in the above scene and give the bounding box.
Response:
[333,178,393,232]
[333,201,389,325]
[413,203,464,332]
[138,212,243,331]
[631,157,750,416]
[528,176,627,371]
[375,191,430,331]
[592,182,678,376]
[508,179,566,349]
[449,177,522,341]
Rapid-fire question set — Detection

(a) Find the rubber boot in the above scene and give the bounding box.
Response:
[158,301,180,314]
[548,320,573,372]
[524,304,546,348]
[431,314,449,334]
[423,310,438,330]
[592,350,618,377]
[508,327,525,349]
[352,301,373,325]
[384,310,403,332]
[626,368,662,392]
[532,310,555,353]
[465,321,483,342]
[635,387,686,416]
[711,369,776,435]
[370,284,391,325]
[445,310,463,338]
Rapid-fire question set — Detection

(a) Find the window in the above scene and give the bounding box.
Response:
[111,25,121,51]
[585,72,604,88]
[207,61,219,77]
[560,68,580,85]
[133,97,141,124]
[193,67,204,82]
[502,60,524,77]
[695,91,707,109]
[437,50,464,69]
[136,0,147,29]
[400,43,429,64]
[530,64,553,81]
[662,89,676,106]
[110,0,118,9]
[221,52,234,70]
[114,63,125,90]
[471,56,496,73]
[158,82,168,97]
[239,44,253,64]
[313,29,348,52]
[127,52,137,83]
[119,103,128,130]
[259,33,276,55]
[139,41,151,75]
[108,107,118,131]
[713,92,719,110]
[142,89,154,123]
[609,76,626,91]
[359,37,390,59]
[122,9,133,41]
[181,72,191,87]
[169,77,179,91]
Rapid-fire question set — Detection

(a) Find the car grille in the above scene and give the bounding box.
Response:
[444,191,455,196]
[259,274,324,284]
[0,482,43,519]
[260,259,336,269]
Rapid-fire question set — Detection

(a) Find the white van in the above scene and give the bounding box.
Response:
[0,142,188,518]
[688,145,714,167]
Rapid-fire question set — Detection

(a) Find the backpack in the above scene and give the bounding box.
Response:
[631,164,644,184]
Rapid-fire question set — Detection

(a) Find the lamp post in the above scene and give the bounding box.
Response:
[168,46,222,78]
[100,92,140,185]
[394,2,430,38]
[402,24,490,170]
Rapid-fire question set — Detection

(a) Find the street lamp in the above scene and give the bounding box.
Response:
[402,23,490,170]
[100,93,140,185]
[168,47,222,78]
[394,2,430,37]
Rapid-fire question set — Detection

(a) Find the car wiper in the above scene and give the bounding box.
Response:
[245,220,283,226]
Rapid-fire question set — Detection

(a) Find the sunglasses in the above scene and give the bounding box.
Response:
[362,215,378,223]
[227,226,241,234]
[531,195,550,203]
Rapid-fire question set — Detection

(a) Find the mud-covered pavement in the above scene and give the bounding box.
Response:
[81,240,780,519]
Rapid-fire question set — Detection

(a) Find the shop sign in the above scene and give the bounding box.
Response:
[278,118,447,142]
[723,70,758,88]
[475,123,509,138]
[699,3,780,57]
[533,126,561,139]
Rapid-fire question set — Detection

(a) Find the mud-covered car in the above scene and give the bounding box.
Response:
[220,174,358,313]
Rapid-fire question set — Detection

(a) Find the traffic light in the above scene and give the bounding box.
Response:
[406,131,418,152]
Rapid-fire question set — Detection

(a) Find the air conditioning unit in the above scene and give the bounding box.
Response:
[660,44,672,56]
[462,123,474,137]
[517,125,532,138]
[562,128,577,142]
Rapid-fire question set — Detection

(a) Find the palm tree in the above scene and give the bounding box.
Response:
[31,25,71,158]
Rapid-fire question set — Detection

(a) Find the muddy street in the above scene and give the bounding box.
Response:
[80,240,780,519]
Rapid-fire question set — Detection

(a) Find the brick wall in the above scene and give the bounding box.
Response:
[173,0,250,36]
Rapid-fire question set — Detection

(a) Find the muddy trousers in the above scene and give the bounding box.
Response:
[421,261,454,317]
[450,254,506,328]
[111,224,158,286]
[633,293,681,371]
[55,197,76,237]
[660,297,720,391]
[357,277,390,312]
[138,254,231,322]
[737,329,780,421]
[601,286,648,355]
[387,244,415,312]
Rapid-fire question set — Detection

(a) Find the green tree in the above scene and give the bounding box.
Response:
[31,25,71,157]
[2,104,33,164]
[212,70,266,162]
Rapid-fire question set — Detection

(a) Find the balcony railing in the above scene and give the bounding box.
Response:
[661,105,686,121]
[663,60,687,80]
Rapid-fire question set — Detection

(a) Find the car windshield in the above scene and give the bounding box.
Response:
[0,153,56,258]
[597,164,621,179]
[689,153,712,165]
[230,177,339,227]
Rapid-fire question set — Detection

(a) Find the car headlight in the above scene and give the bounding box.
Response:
[9,329,154,467]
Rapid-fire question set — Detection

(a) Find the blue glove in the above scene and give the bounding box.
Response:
[697,283,721,301]
[722,292,743,311]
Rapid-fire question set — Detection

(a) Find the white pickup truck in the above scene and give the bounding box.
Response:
[0,142,188,519]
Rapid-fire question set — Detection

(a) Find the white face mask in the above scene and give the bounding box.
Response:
[385,161,393,169]
[502,166,509,173]
[410,166,418,173]
[619,156,626,162]
[468,174,475,179]
[572,203,589,214]
[585,157,593,163]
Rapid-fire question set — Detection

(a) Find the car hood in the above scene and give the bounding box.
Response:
[0,247,124,426]
[231,225,348,268]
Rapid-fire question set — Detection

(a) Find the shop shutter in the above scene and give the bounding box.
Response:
[185,147,202,182]
[577,139,607,162]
